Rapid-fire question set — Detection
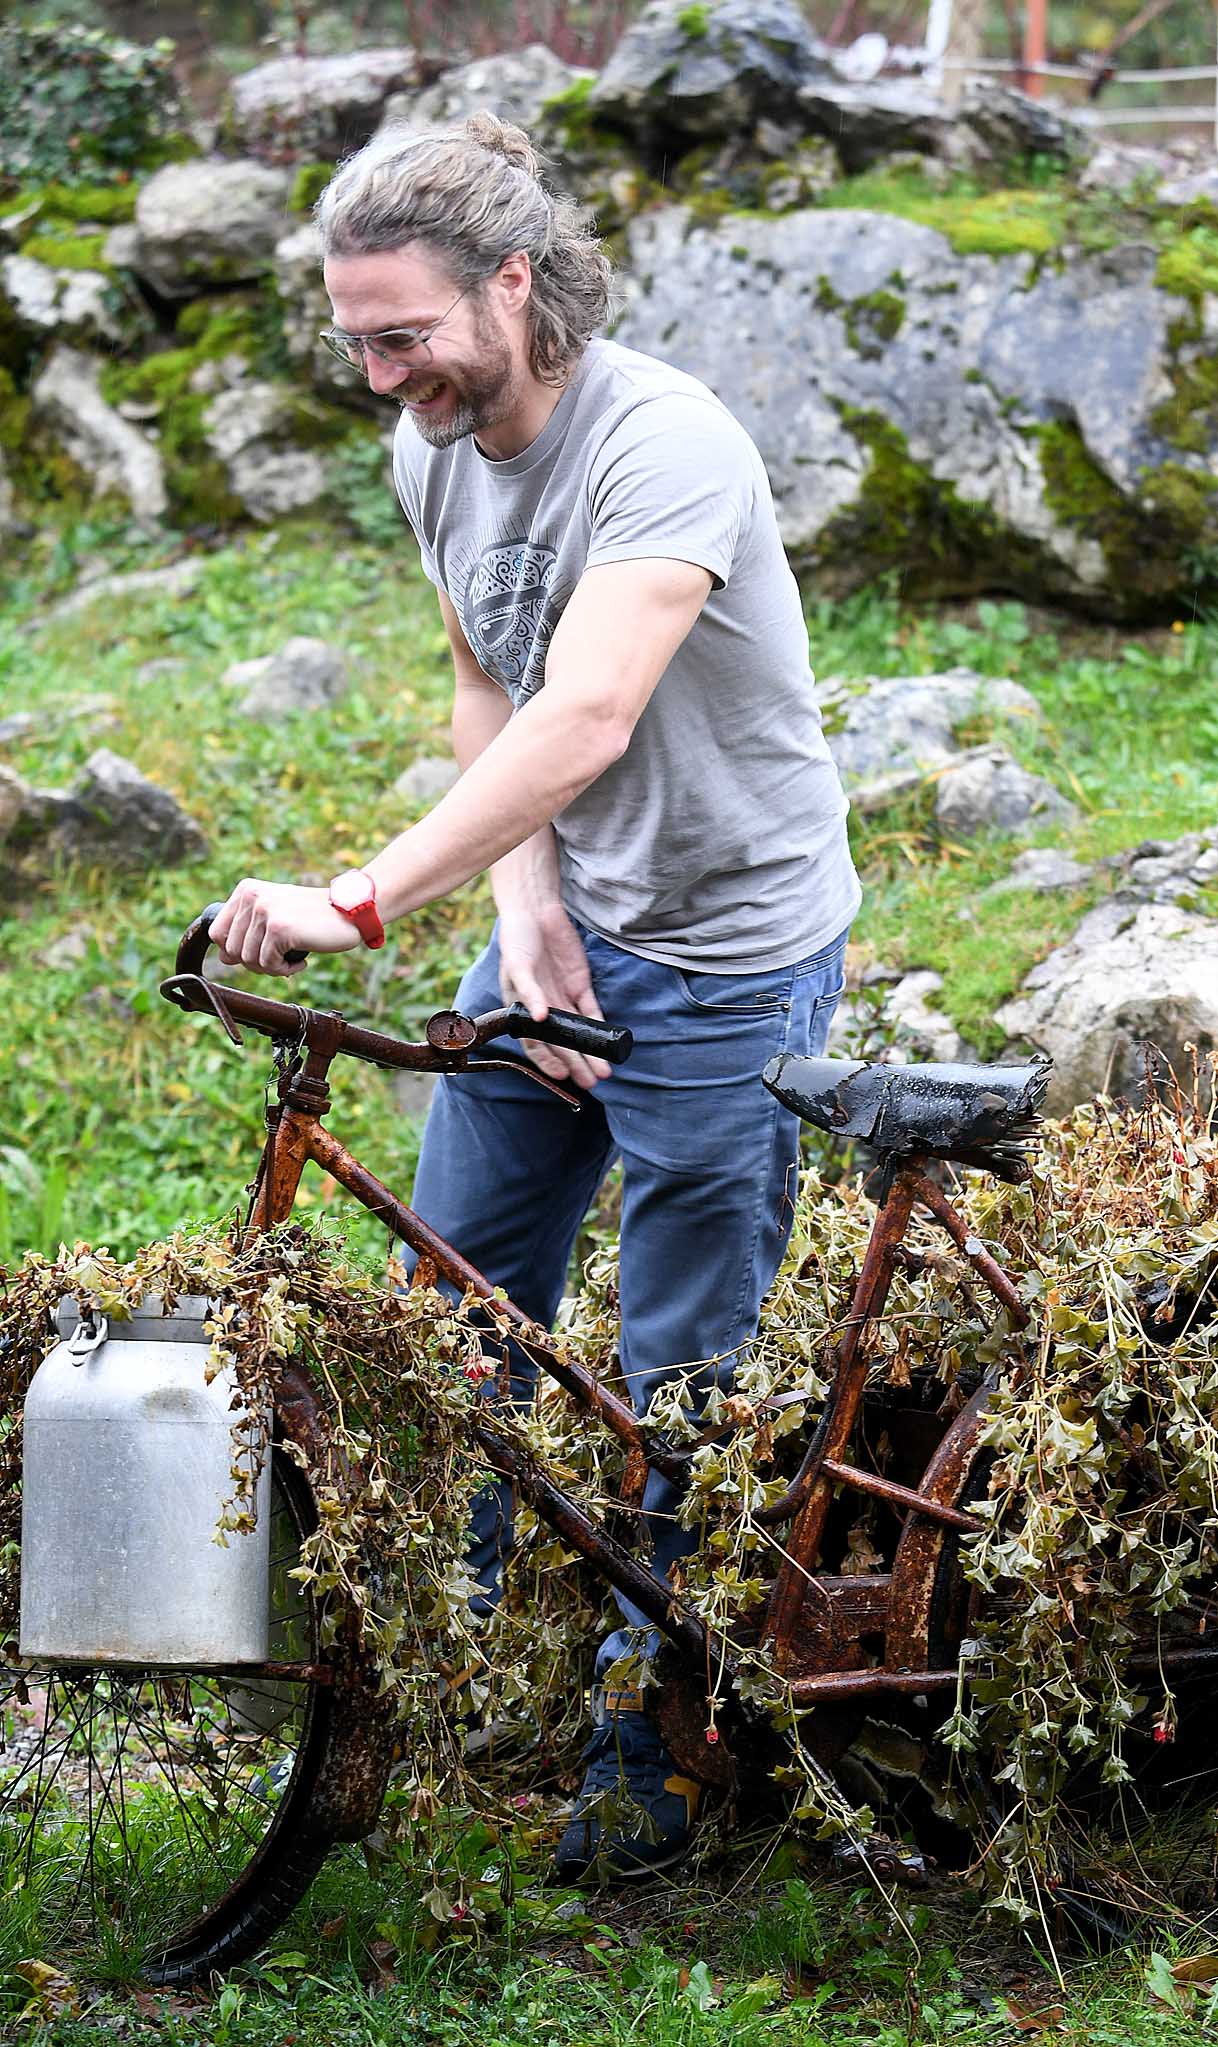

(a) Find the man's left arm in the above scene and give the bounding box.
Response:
[210,557,711,973]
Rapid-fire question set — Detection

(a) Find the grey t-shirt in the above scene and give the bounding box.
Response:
[392,336,860,973]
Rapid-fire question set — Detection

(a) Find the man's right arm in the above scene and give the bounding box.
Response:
[437,594,608,1088]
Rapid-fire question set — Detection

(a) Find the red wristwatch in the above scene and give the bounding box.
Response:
[328,868,385,949]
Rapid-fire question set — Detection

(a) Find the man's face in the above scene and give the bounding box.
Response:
[323,243,520,450]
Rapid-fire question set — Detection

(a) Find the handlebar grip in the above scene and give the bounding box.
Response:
[176,904,309,977]
[501,1001,633,1065]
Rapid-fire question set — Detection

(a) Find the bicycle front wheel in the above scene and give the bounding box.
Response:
[1,1450,338,1986]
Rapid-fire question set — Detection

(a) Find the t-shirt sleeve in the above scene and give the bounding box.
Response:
[391,421,441,587]
[584,396,755,591]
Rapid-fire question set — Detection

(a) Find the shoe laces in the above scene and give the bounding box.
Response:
[578,1712,671,1801]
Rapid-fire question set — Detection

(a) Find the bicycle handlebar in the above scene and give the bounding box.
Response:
[167,905,634,1069]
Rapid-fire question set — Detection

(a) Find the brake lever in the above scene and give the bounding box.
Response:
[159,972,244,1046]
[474,1053,581,1110]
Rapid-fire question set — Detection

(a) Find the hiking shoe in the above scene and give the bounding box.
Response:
[554,1708,702,1884]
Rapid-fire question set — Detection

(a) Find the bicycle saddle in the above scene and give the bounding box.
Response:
[762,1054,1050,1180]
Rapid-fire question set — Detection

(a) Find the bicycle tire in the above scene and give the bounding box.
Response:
[1,1449,349,1985]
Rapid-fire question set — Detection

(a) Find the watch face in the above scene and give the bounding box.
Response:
[331,869,374,913]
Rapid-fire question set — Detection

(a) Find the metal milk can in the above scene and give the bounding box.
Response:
[19,1294,271,1665]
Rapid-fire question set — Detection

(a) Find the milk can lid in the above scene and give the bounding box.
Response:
[54,1293,216,1344]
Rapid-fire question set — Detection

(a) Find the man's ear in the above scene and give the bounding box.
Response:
[493,249,533,317]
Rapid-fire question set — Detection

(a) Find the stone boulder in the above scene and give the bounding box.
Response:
[985,846,1093,895]
[392,755,460,805]
[587,0,832,153]
[951,81,1089,175]
[381,45,588,137]
[996,898,1218,1112]
[202,382,328,521]
[225,638,349,718]
[827,964,970,1065]
[613,204,1214,614]
[795,80,952,172]
[934,745,1076,838]
[1,253,135,350]
[132,162,291,297]
[226,48,423,160]
[821,668,1041,813]
[1,751,208,882]
[32,347,166,526]
[1104,826,1218,904]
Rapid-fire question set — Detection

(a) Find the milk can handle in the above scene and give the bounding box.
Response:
[66,1312,109,1365]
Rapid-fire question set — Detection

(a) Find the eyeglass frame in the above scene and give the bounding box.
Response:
[319,285,475,374]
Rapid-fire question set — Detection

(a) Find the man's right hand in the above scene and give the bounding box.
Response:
[497,893,611,1091]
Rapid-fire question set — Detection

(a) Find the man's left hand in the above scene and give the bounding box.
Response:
[210,879,362,976]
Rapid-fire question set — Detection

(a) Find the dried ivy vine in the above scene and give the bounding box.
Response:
[1,1068,1216,1920]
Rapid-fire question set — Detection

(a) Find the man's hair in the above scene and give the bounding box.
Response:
[315,112,613,383]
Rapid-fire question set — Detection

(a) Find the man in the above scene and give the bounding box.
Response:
[211,112,860,1882]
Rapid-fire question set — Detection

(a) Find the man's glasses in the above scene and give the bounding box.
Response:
[319,287,471,374]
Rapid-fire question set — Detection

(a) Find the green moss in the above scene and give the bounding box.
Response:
[1156,227,1218,301]
[1038,421,1133,533]
[20,229,110,272]
[1151,346,1218,456]
[819,408,1044,598]
[0,179,137,227]
[1036,419,1217,596]
[677,3,711,35]
[844,287,905,358]
[289,162,335,214]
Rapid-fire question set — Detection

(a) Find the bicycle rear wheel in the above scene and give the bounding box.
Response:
[1,1450,337,1985]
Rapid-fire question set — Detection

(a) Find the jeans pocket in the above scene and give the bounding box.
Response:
[807,978,847,1056]
[673,963,797,1015]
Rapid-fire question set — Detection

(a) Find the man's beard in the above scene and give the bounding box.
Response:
[399,308,517,451]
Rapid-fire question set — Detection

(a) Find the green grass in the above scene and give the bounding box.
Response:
[2,528,1216,1258]
[2,518,1217,2040]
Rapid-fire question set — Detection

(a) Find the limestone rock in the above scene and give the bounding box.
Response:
[227,48,422,159]
[613,203,1210,613]
[32,347,166,526]
[382,45,587,136]
[985,847,1093,894]
[226,637,349,718]
[588,0,831,151]
[822,668,1041,812]
[1,253,130,348]
[996,899,1218,1112]
[796,80,952,171]
[44,560,200,624]
[934,746,1077,838]
[827,965,969,1065]
[392,755,460,805]
[1105,826,1218,904]
[132,161,291,297]
[1,751,208,881]
[952,82,1090,175]
[202,383,328,521]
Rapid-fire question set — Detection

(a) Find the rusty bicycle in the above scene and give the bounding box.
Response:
[3,904,1216,1985]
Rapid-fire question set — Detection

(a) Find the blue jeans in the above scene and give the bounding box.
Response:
[409,920,848,1635]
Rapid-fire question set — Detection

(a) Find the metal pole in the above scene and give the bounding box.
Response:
[1023,0,1047,95]
[925,0,953,91]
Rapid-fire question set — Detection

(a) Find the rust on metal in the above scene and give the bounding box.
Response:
[426,1009,478,1053]
[912,1173,1030,1329]
[887,1382,993,1673]
[786,1668,959,1703]
[654,1672,738,1790]
[819,1457,983,1534]
[474,1416,707,1669]
[762,1165,922,1667]
[771,1574,892,1681]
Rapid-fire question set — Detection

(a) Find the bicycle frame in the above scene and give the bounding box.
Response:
[161,917,1034,1730]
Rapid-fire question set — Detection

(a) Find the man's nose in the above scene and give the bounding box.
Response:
[364,351,410,397]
